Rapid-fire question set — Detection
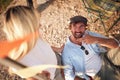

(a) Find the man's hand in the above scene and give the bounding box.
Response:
[51,44,65,53]
[76,34,97,44]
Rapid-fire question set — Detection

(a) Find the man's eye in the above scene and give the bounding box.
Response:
[80,26,84,28]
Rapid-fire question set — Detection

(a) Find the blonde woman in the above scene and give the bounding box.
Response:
[3,6,64,80]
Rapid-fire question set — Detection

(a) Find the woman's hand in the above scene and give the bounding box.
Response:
[27,71,50,80]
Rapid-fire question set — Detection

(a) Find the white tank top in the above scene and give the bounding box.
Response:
[19,38,57,79]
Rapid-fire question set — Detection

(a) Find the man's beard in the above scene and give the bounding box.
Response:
[73,32,84,39]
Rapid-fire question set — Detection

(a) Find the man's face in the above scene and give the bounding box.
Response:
[70,22,86,39]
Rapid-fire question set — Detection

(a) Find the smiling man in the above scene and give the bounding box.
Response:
[62,15,119,80]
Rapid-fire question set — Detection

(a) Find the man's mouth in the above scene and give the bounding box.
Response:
[74,32,83,38]
[75,32,81,35]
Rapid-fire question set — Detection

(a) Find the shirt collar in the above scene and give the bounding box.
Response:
[66,37,81,48]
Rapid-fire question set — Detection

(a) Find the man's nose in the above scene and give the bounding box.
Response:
[75,27,81,32]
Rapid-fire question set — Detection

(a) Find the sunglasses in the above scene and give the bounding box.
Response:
[81,46,89,55]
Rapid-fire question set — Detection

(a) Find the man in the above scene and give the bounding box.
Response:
[62,15,119,80]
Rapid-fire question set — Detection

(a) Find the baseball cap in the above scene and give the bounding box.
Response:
[70,15,88,25]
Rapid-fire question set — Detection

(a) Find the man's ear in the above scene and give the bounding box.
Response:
[69,24,71,29]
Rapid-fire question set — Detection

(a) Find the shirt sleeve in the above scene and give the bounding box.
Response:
[87,31,107,39]
[62,53,75,80]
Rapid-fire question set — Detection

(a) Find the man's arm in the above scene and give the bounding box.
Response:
[95,37,118,48]
[78,34,119,48]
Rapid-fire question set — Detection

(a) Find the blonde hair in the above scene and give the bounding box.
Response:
[3,6,39,60]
